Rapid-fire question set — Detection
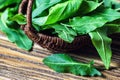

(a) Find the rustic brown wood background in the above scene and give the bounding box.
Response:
[0,32,120,80]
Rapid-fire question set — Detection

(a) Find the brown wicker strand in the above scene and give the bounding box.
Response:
[18,0,28,14]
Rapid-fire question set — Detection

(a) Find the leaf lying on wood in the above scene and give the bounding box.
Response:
[43,53,101,76]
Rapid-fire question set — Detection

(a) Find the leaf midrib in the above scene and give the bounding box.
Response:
[96,31,107,66]
[44,61,89,66]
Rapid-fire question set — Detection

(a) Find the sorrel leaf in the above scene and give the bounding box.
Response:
[43,54,101,76]
[70,8,120,35]
[89,27,112,69]
[52,24,77,43]
[32,0,62,18]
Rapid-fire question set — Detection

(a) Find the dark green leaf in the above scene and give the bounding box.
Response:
[112,0,120,9]
[43,54,101,76]
[52,24,77,43]
[93,8,120,22]
[0,9,32,50]
[89,27,112,69]
[70,16,107,35]
[0,0,21,9]
[70,8,120,35]
[105,23,120,34]
[79,0,102,15]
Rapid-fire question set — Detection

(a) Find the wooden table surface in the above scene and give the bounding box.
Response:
[0,32,120,80]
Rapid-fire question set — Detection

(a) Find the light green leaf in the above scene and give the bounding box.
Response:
[45,0,83,25]
[11,14,27,25]
[103,0,112,7]
[33,0,83,26]
[43,53,101,76]
[35,0,62,7]
[32,0,101,27]
[33,0,61,18]
[89,27,112,69]
[32,16,48,26]
[0,9,32,50]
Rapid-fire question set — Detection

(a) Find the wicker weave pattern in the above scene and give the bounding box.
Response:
[19,0,91,51]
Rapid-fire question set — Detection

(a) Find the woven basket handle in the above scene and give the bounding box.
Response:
[19,0,33,29]
[18,0,28,14]
[19,0,41,43]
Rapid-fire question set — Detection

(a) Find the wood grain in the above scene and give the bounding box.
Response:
[0,32,120,80]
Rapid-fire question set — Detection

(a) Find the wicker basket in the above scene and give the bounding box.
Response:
[18,0,91,52]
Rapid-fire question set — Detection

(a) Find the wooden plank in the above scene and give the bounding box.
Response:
[0,32,120,80]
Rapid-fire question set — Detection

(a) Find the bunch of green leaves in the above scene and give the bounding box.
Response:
[0,0,120,76]
[0,0,32,50]
[12,0,120,69]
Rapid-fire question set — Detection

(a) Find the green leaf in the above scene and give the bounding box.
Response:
[32,0,101,27]
[45,0,83,25]
[33,0,62,18]
[108,26,120,34]
[33,0,83,26]
[70,8,120,35]
[11,14,43,31]
[11,14,27,25]
[0,0,21,9]
[89,27,112,69]
[112,0,120,9]
[52,24,77,43]
[32,16,48,26]
[103,0,112,7]
[79,0,102,15]
[105,23,120,34]
[70,16,107,35]
[43,54,101,76]
[35,0,62,7]
[0,12,2,16]
[93,8,120,22]
[0,9,32,50]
